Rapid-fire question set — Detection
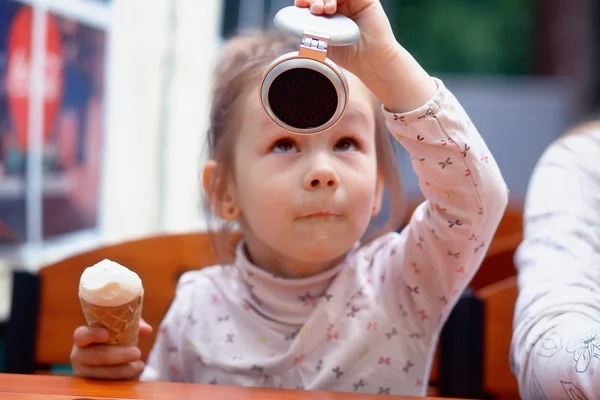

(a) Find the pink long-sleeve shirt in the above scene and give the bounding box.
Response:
[141,79,508,396]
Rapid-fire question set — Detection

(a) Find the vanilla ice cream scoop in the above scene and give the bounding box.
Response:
[79,259,143,307]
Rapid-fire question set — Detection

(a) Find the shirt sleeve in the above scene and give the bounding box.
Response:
[511,130,600,398]
[141,274,197,382]
[383,78,508,333]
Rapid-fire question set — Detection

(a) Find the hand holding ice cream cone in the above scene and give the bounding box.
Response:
[71,259,152,380]
[70,319,152,380]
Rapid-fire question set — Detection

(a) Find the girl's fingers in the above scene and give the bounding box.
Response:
[72,344,142,367]
[73,361,145,380]
[139,319,153,336]
[323,0,337,14]
[294,0,337,15]
[309,0,325,14]
[73,326,109,348]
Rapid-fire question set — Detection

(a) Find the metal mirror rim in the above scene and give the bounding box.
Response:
[260,54,349,135]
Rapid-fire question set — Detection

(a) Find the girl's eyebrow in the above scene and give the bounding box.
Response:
[338,107,373,130]
[341,105,372,123]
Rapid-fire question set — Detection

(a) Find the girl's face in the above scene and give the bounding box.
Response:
[207,72,383,278]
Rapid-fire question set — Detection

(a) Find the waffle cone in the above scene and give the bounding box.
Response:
[80,290,144,346]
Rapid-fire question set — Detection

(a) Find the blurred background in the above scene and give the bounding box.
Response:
[0,0,598,338]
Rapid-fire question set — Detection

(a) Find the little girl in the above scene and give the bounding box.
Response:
[70,0,508,396]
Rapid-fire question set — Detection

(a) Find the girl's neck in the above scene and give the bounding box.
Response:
[242,231,350,279]
[234,241,346,325]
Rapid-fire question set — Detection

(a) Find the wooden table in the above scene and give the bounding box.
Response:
[0,374,463,399]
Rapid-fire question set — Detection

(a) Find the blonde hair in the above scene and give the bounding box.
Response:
[204,31,405,257]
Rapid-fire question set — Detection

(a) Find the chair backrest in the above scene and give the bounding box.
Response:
[476,276,520,399]
[6,231,242,372]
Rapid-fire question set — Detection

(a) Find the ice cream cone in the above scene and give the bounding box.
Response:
[80,289,144,346]
[79,259,144,346]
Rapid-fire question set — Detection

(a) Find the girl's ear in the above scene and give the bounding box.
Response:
[371,172,384,217]
[202,160,240,221]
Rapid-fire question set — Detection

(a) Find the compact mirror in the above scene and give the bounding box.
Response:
[259,6,360,135]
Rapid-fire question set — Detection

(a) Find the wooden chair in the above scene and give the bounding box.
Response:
[4,213,522,398]
[4,231,242,373]
[477,276,520,399]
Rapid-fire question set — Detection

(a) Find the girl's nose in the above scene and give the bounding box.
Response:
[303,158,340,191]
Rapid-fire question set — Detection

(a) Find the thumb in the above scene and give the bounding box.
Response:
[139,318,153,336]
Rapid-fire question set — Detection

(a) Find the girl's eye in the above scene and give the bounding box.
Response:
[271,139,298,153]
[335,137,359,152]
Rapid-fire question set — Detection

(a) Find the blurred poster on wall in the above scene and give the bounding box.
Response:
[41,12,105,239]
[0,0,25,245]
[0,0,106,245]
